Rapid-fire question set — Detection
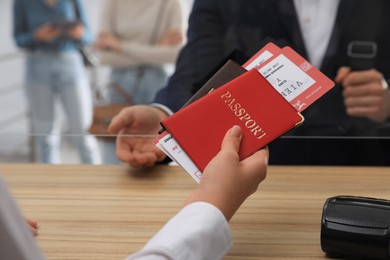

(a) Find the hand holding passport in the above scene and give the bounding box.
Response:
[155,42,335,182]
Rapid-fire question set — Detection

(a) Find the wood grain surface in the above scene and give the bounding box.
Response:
[0,164,388,259]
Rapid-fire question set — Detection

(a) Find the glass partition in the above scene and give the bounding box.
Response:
[1,0,389,166]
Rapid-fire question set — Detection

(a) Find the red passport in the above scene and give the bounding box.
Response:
[161,69,304,172]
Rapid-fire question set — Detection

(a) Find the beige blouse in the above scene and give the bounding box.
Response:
[97,0,185,67]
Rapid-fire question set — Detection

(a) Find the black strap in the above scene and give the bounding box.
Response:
[71,0,81,21]
[348,1,382,43]
[346,1,383,70]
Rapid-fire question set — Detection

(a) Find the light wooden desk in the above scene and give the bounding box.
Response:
[0,164,389,259]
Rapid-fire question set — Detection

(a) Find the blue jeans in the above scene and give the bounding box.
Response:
[109,66,168,104]
[102,66,168,164]
[25,50,101,164]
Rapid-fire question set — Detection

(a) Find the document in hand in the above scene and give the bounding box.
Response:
[155,42,335,183]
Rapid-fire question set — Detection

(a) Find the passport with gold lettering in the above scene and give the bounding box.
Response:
[155,42,335,182]
[160,69,304,172]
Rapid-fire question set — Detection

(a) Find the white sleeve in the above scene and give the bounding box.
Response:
[0,177,46,260]
[126,202,232,260]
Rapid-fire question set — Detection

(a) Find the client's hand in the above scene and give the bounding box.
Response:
[108,105,168,167]
[26,218,38,236]
[185,125,269,221]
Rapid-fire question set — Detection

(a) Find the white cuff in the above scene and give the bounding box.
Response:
[127,202,232,260]
[150,103,174,116]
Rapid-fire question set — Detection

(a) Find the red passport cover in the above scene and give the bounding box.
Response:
[161,69,304,172]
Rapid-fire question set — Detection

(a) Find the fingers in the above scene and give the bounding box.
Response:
[338,68,384,96]
[336,67,390,121]
[158,30,183,45]
[94,32,121,50]
[118,150,165,168]
[252,146,269,167]
[220,125,268,173]
[66,24,84,39]
[185,125,269,221]
[336,67,384,87]
[342,69,383,87]
[241,146,269,181]
[343,82,386,99]
[335,66,351,84]
[26,219,39,236]
[108,108,129,134]
[221,125,268,184]
[116,136,166,167]
[336,67,384,90]
[108,105,169,167]
[220,125,242,153]
[34,24,62,42]
[107,115,122,134]
[343,93,390,122]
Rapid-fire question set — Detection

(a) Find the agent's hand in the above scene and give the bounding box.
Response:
[94,32,122,51]
[185,125,269,221]
[336,67,390,123]
[108,105,168,167]
[34,23,62,42]
[67,23,84,41]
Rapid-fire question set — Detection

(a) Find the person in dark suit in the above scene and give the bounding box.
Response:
[109,0,390,167]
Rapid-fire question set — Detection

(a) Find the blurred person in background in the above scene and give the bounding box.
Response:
[93,0,185,164]
[13,0,101,164]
